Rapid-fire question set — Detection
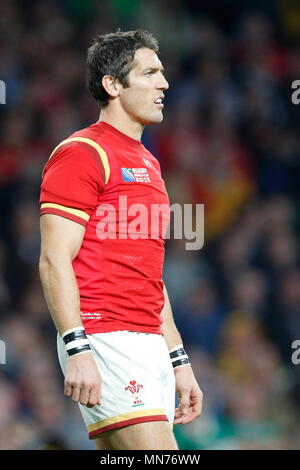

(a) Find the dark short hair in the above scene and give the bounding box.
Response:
[86,29,159,108]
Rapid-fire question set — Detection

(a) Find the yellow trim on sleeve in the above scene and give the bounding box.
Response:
[41,203,90,221]
[49,137,110,184]
[87,408,167,432]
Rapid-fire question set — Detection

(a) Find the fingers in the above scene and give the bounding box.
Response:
[193,394,203,417]
[174,406,191,425]
[77,383,90,405]
[64,354,102,407]
[173,406,199,425]
[181,408,199,424]
[64,379,73,398]
[173,397,190,425]
[64,380,82,403]
[64,380,101,407]
[174,407,185,425]
[174,390,203,425]
[87,383,102,407]
[173,387,190,425]
[179,389,190,417]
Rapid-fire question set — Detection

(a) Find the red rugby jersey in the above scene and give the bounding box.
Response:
[40,121,170,334]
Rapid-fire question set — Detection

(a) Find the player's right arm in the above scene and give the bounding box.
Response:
[39,214,102,407]
[39,214,85,335]
[39,140,108,408]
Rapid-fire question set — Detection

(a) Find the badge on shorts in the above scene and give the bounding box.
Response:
[125,380,144,407]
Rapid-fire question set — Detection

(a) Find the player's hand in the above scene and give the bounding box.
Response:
[64,351,102,407]
[174,365,203,425]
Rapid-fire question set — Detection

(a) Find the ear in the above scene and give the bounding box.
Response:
[101,75,121,99]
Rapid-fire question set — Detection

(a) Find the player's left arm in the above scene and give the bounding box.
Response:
[160,284,203,424]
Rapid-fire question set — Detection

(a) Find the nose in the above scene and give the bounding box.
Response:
[158,73,169,91]
[162,76,169,90]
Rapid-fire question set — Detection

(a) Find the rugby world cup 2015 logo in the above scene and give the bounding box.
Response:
[121,168,151,183]
[125,380,144,407]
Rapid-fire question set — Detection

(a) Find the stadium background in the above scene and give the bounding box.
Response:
[1,0,300,450]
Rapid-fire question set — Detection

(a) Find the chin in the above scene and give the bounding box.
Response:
[143,113,164,125]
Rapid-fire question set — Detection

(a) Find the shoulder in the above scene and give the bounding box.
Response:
[45,127,111,184]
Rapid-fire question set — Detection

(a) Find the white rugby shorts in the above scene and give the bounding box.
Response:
[57,330,176,439]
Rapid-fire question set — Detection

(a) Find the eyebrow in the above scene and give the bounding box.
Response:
[143,66,165,73]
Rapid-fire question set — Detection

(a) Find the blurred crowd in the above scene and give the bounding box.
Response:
[1,0,300,450]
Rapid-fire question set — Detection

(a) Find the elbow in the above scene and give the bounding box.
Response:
[39,251,58,278]
[39,250,73,279]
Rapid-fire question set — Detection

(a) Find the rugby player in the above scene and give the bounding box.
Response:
[39,29,203,450]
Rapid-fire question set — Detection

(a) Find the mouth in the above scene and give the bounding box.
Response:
[154,97,164,108]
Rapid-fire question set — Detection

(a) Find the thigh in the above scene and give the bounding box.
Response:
[99,421,179,450]
[94,435,114,450]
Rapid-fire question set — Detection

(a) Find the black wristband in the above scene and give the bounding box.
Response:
[170,344,191,369]
[170,347,186,359]
[63,329,87,345]
[172,357,191,369]
[67,344,91,357]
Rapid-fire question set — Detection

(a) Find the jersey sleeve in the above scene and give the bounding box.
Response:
[40,141,107,227]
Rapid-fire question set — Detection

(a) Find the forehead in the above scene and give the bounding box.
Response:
[131,47,163,72]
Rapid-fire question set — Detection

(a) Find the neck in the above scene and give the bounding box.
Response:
[98,106,144,141]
